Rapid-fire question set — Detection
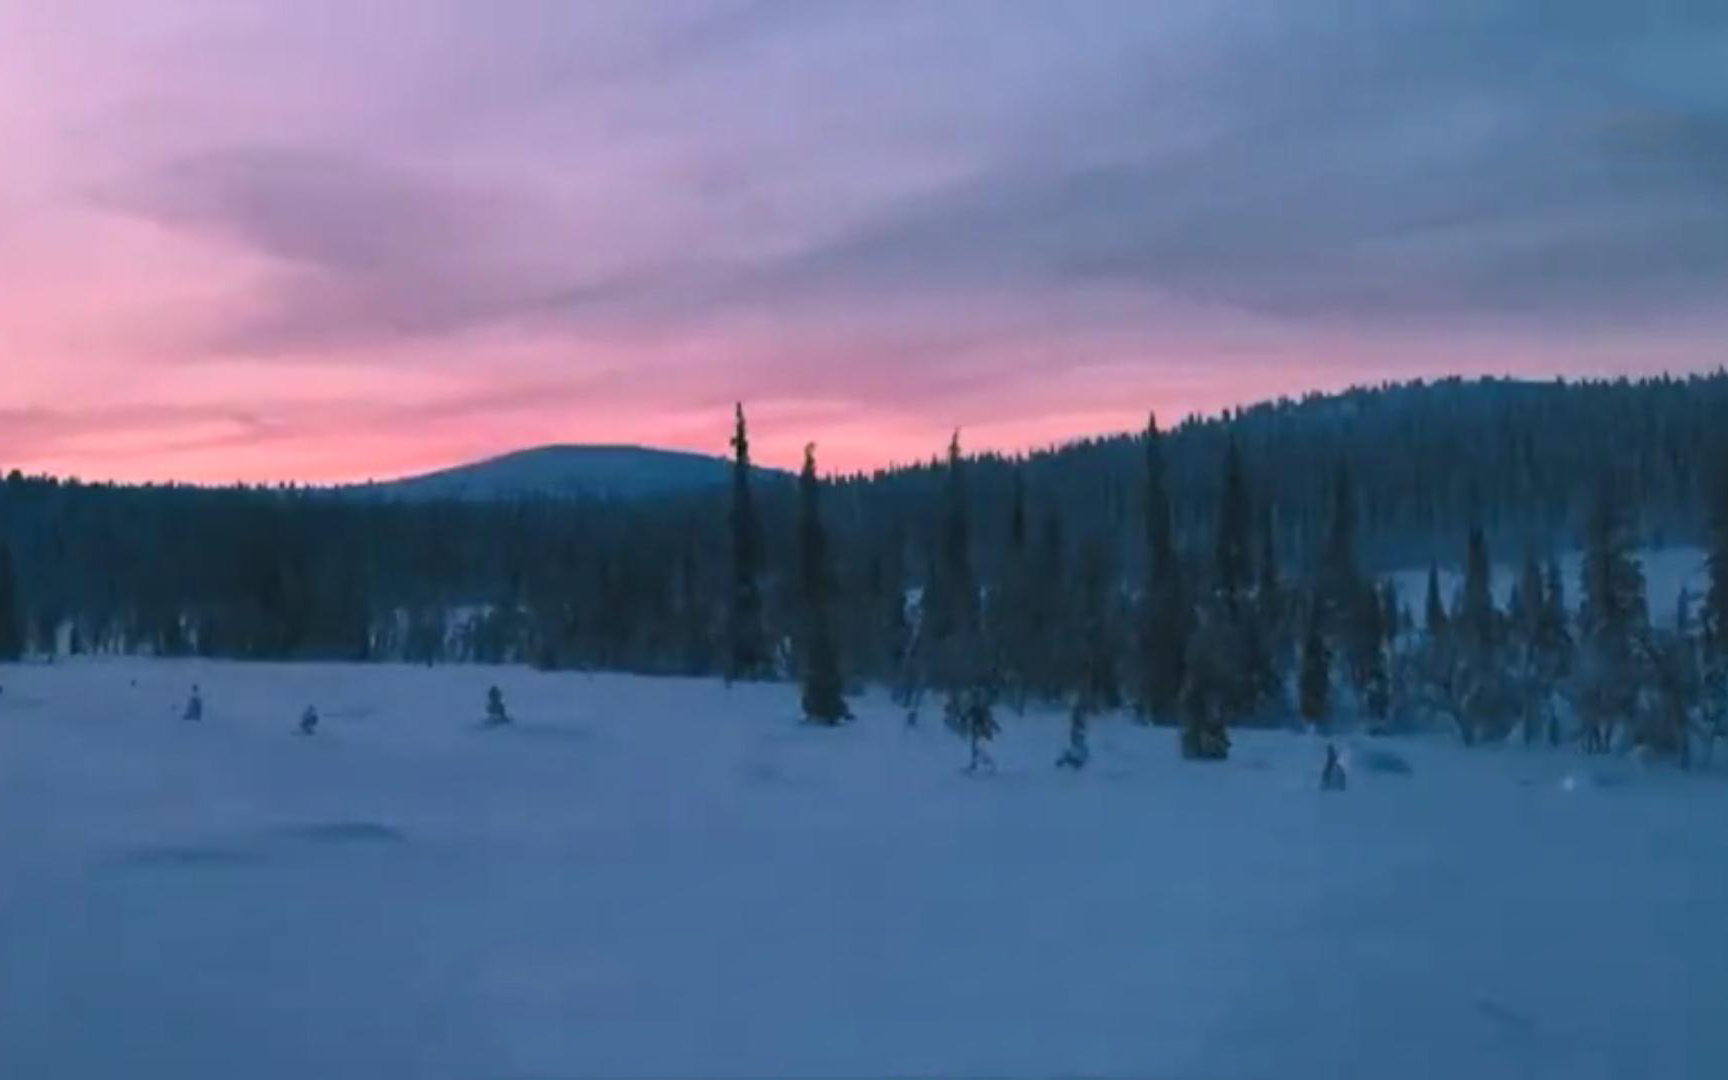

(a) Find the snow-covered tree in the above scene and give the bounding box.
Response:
[1574,482,1648,753]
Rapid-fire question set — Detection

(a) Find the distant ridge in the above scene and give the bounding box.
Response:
[350,444,785,502]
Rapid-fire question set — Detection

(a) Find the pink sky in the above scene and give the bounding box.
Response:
[3,3,1724,485]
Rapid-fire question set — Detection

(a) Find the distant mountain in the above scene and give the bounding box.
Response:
[351,445,783,502]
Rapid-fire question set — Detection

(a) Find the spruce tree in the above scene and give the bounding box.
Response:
[1027,510,1066,701]
[797,445,848,724]
[1060,536,1117,768]
[1458,525,1496,655]
[1257,502,1280,602]
[1537,557,1574,744]
[933,433,997,767]
[1706,466,1728,660]
[1512,548,1544,649]
[1298,599,1331,728]
[1255,502,1292,705]
[1378,579,1401,651]
[1182,433,1259,739]
[930,432,980,656]
[1539,558,1571,672]
[1424,564,1448,636]
[1576,480,1647,752]
[726,403,769,682]
[1701,466,1728,748]
[1214,437,1252,609]
[996,468,1036,709]
[0,542,22,662]
[1509,547,1546,743]
[1323,460,1359,614]
[1178,620,1233,758]
[1452,525,1514,742]
[1140,412,1188,723]
[1356,582,1391,725]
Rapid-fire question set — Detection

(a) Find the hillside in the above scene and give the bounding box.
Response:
[351,445,786,502]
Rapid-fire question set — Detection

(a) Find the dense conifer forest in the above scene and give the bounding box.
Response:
[3,373,1725,762]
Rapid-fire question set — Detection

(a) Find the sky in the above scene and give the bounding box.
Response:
[2,2,1725,484]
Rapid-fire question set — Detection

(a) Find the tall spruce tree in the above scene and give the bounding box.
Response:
[0,542,22,661]
[1326,461,1387,715]
[934,433,997,768]
[1298,598,1330,728]
[1255,501,1292,705]
[726,403,769,682]
[1378,579,1402,650]
[1512,548,1544,648]
[1179,441,1256,758]
[1706,466,1728,660]
[797,445,848,724]
[1140,412,1188,723]
[1424,564,1448,636]
[1214,437,1252,609]
[1702,465,1728,747]
[1458,526,1497,654]
[930,431,980,667]
[1027,510,1066,701]
[1509,547,1547,743]
[1061,535,1119,768]
[996,468,1037,709]
[1450,524,1514,742]
[1539,559,1571,670]
[1356,582,1391,724]
[1258,502,1280,602]
[1323,460,1359,613]
[1576,480,1647,752]
[1186,434,1259,730]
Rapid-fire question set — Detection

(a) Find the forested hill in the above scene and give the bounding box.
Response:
[347,445,787,502]
[832,372,1727,574]
[0,372,1722,672]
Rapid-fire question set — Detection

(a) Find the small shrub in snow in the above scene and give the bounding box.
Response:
[484,685,511,726]
[1320,742,1347,791]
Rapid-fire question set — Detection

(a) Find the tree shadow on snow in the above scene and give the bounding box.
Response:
[110,842,263,871]
[269,821,407,846]
[481,720,592,742]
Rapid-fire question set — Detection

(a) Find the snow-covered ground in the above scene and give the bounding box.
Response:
[2,659,1725,1079]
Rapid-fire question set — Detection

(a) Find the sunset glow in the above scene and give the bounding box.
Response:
[3,2,1724,484]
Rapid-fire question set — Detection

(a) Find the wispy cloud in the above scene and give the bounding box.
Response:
[3,1,1725,481]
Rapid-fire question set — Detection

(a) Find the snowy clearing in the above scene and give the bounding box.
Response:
[1386,546,1709,630]
[2,659,1725,1079]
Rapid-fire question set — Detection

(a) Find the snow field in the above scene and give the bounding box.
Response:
[1,658,1725,1079]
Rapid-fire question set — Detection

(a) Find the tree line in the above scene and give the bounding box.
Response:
[1,373,1725,763]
